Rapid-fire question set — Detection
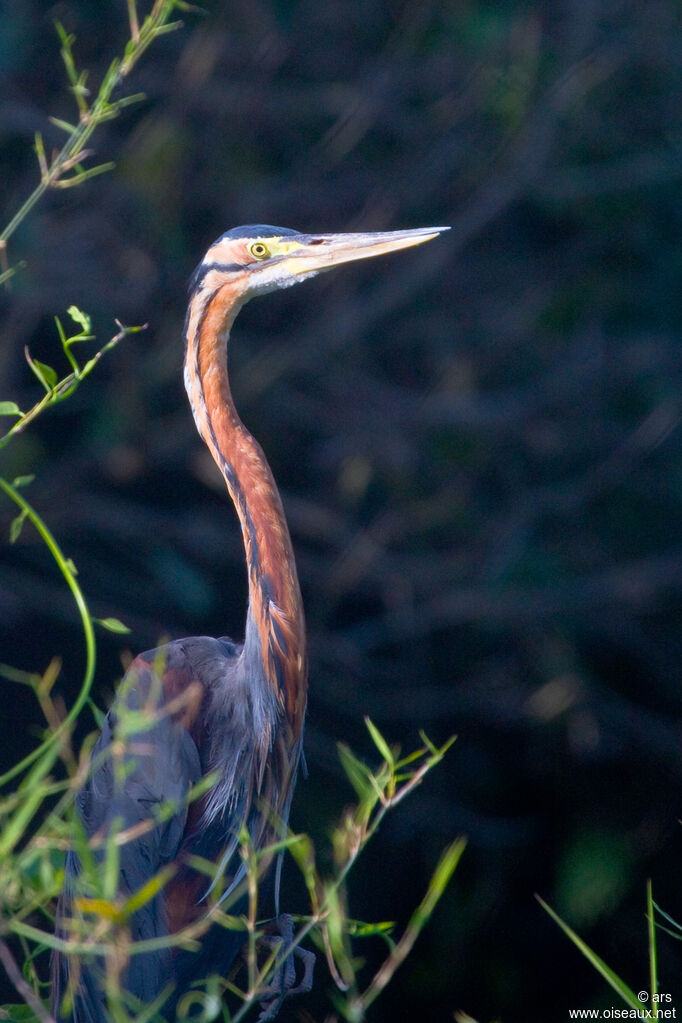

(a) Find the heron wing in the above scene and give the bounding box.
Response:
[52,641,211,1021]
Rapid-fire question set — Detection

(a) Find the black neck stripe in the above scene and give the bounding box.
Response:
[203,261,242,274]
[189,261,243,293]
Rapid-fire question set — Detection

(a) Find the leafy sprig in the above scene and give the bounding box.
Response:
[0,307,145,452]
[0,1,191,272]
[0,701,459,1023]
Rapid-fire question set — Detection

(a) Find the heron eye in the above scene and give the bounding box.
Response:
[250,242,270,260]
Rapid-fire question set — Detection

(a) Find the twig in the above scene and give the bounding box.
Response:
[0,937,56,1023]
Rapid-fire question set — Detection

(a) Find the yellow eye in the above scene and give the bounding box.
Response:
[250,241,270,260]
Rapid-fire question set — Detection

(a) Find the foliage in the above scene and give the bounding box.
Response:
[0,0,191,281]
[538,889,656,1015]
[537,883,679,1020]
[0,642,458,1022]
[0,307,146,454]
[456,883,676,1021]
[0,0,186,789]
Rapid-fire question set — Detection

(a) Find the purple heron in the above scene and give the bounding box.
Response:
[51,224,447,1021]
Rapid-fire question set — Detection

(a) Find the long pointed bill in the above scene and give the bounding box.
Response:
[281,226,449,276]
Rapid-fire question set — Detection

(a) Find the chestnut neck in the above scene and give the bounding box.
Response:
[183,280,307,733]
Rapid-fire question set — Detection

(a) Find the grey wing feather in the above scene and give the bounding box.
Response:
[52,655,203,1021]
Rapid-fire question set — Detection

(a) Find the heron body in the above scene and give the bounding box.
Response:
[51,224,446,1021]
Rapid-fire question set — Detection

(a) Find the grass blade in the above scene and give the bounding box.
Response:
[537,896,643,1011]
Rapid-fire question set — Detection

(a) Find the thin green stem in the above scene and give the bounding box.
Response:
[0,477,96,788]
[230,734,456,1023]
[0,939,53,1023]
[0,320,136,451]
[647,880,658,1013]
[358,838,466,1013]
[0,0,184,251]
[127,0,141,42]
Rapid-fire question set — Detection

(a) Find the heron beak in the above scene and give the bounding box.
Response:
[282,226,449,275]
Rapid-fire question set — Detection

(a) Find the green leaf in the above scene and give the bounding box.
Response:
[117,321,147,336]
[35,361,57,388]
[288,834,318,904]
[53,316,67,346]
[74,896,122,922]
[11,475,34,489]
[365,716,396,767]
[337,741,373,799]
[121,864,176,919]
[0,261,26,288]
[0,1004,45,1022]
[324,883,356,987]
[87,697,106,729]
[419,837,467,915]
[0,402,23,417]
[419,730,457,759]
[349,919,395,937]
[94,616,131,634]
[537,895,643,1010]
[107,92,147,113]
[102,820,121,900]
[358,837,466,1015]
[54,21,74,52]
[56,162,116,188]
[9,510,27,543]
[0,785,45,857]
[67,305,91,333]
[647,880,658,1010]
[48,116,77,133]
[26,353,58,392]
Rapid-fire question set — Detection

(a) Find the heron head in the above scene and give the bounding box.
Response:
[189,224,449,301]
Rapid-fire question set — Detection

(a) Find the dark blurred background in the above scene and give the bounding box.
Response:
[1,1,682,1020]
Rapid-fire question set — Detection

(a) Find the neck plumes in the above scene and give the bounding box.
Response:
[183,278,307,739]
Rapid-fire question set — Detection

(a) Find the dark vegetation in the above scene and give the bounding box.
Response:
[1,0,681,1019]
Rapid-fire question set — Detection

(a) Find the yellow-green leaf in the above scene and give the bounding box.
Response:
[337,741,373,799]
[25,353,58,392]
[537,895,643,1010]
[121,865,176,919]
[67,306,91,332]
[0,402,22,417]
[74,896,122,922]
[9,510,27,544]
[11,475,34,489]
[365,716,396,767]
[94,616,131,634]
